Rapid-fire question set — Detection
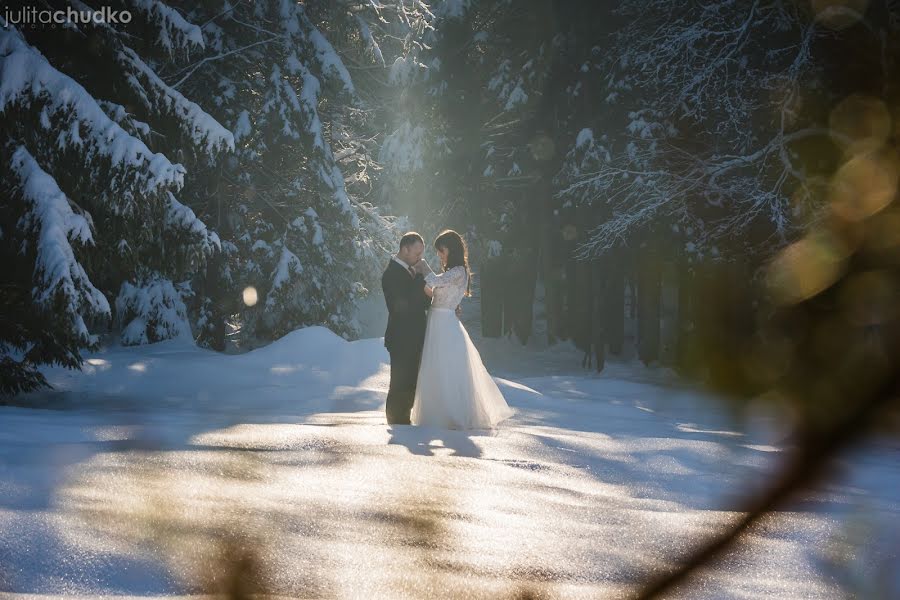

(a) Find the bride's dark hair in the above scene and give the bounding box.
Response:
[434,229,471,297]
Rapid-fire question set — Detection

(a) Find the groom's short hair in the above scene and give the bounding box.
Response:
[399,232,424,249]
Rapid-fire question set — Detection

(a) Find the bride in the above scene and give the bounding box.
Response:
[411,229,514,430]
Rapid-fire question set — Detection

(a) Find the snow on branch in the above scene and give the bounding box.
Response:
[269,245,303,301]
[296,64,356,221]
[127,0,205,53]
[58,2,232,156]
[116,274,193,345]
[607,0,816,148]
[0,24,186,200]
[388,56,428,86]
[283,1,355,96]
[379,121,427,174]
[97,100,152,142]
[165,192,221,254]
[11,146,110,338]
[560,0,841,257]
[563,125,801,258]
[118,46,235,155]
[307,23,356,96]
[355,15,385,67]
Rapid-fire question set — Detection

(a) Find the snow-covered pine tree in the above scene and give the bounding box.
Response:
[553,0,900,369]
[172,0,431,347]
[2,0,436,391]
[452,0,565,344]
[0,2,232,394]
[559,0,883,261]
[378,0,600,343]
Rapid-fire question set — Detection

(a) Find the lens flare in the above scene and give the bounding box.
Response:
[529,133,555,161]
[811,0,869,30]
[243,286,258,307]
[829,94,891,155]
[829,149,899,222]
[767,232,849,305]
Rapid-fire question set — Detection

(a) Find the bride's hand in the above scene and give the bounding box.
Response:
[415,259,432,275]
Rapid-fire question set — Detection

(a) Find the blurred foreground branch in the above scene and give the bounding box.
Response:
[624,2,900,595]
[631,373,899,600]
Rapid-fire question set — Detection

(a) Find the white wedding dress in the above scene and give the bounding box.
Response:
[411,266,514,429]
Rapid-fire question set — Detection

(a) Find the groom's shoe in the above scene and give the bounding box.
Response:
[385,411,411,425]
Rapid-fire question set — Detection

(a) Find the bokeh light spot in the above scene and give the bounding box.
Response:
[811,0,869,30]
[829,94,891,154]
[767,232,849,305]
[529,133,555,161]
[829,149,899,222]
[243,286,259,307]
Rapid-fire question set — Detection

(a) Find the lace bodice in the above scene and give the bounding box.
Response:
[425,266,467,310]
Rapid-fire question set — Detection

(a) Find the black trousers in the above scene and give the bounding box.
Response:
[385,346,422,425]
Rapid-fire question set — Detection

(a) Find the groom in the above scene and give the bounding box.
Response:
[382,232,431,425]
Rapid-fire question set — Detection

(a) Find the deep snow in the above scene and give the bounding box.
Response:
[1,327,898,599]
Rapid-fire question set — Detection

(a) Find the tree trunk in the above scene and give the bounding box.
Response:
[605,251,625,356]
[637,244,661,365]
[675,259,695,375]
[480,256,503,338]
[591,259,607,372]
[562,255,578,341]
[541,223,564,345]
[208,258,227,353]
[502,255,515,338]
[573,258,593,353]
[510,250,538,345]
[708,259,756,394]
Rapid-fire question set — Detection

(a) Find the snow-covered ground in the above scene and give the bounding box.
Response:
[1,327,898,599]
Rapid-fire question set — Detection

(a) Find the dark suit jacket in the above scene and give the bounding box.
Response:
[381,259,430,353]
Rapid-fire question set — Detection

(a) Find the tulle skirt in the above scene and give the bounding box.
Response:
[411,308,514,430]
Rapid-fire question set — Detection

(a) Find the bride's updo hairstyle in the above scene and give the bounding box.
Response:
[434,229,471,297]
